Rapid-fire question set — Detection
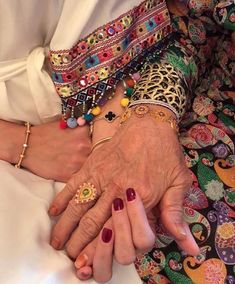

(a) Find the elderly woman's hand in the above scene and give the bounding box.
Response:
[49,105,197,259]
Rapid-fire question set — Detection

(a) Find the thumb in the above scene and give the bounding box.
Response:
[159,183,200,256]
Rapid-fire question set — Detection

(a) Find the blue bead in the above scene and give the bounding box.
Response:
[84,113,94,122]
[67,117,78,128]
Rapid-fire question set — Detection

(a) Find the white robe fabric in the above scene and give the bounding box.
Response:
[0,1,143,283]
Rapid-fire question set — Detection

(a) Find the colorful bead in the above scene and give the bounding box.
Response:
[132,72,141,81]
[67,117,78,128]
[91,106,101,116]
[60,119,68,129]
[120,98,130,107]
[84,113,94,122]
[125,87,134,97]
[77,117,86,126]
[126,78,135,88]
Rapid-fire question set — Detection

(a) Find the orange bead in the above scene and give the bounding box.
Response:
[126,78,135,88]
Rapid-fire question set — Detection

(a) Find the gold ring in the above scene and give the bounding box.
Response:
[74,182,98,204]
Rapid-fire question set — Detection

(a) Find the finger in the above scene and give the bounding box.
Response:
[48,169,88,216]
[50,179,100,250]
[160,177,200,256]
[112,198,136,265]
[93,219,114,283]
[65,184,118,258]
[125,188,155,252]
[76,266,93,281]
[75,237,98,281]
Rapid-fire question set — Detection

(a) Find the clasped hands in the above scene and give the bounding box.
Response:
[49,114,199,282]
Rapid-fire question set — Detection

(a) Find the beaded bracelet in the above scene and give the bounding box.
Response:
[15,122,31,168]
[120,105,179,133]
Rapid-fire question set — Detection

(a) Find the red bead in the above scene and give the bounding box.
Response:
[126,78,135,88]
[60,119,67,129]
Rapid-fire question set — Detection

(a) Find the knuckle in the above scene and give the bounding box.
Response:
[134,235,155,252]
[79,215,100,238]
[66,200,82,220]
[115,251,136,265]
[77,140,91,152]
[65,179,77,195]
[66,241,79,259]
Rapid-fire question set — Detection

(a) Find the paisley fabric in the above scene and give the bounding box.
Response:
[135,1,235,283]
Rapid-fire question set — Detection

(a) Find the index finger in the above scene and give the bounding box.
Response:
[48,167,89,216]
[50,177,101,250]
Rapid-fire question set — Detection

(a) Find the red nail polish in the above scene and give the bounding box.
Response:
[102,228,112,243]
[126,188,136,201]
[113,198,124,211]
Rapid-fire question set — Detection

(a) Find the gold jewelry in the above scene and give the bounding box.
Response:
[91,136,113,152]
[74,182,98,204]
[89,111,121,137]
[120,105,179,133]
[15,122,31,168]
[130,62,187,119]
[129,99,180,121]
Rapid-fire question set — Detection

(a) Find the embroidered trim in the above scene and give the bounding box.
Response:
[49,0,172,110]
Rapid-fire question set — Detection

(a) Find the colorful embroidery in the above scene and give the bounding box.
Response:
[49,0,172,111]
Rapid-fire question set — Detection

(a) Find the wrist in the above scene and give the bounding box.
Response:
[0,120,26,164]
[120,104,179,134]
[91,82,126,144]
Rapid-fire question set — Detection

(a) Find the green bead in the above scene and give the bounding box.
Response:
[125,87,134,97]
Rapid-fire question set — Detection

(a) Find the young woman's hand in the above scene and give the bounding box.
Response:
[22,120,92,182]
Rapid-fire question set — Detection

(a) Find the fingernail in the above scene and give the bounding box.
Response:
[102,228,112,243]
[50,237,60,249]
[113,198,124,211]
[75,254,88,269]
[126,188,136,202]
[48,205,58,216]
[177,225,187,239]
[81,271,91,278]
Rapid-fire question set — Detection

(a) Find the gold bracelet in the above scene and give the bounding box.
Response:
[89,111,121,137]
[119,105,179,133]
[15,122,31,168]
[91,136,113,152]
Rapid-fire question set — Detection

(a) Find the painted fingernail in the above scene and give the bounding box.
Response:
[48,205,58,216]
[50,237,60,249]
[113,198,124,211]
[126,188,136,202]
[102,228,112,243]
[75,254,88,269]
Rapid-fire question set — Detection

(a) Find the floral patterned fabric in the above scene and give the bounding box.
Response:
[135,1,235,283]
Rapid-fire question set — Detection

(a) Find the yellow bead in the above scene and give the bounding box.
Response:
[120,98,130,107]
[91,106,101,116]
